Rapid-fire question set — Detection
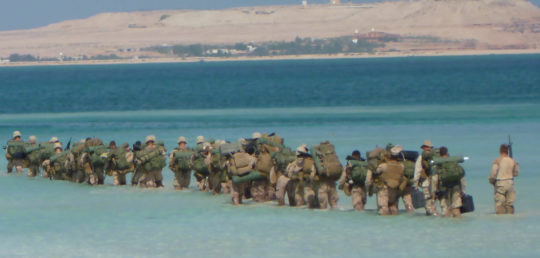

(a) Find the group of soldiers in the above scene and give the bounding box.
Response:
[5,130,519,216]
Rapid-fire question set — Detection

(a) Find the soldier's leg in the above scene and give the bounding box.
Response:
[173,171,182,190]
[251,179,268,203]
[295,182,305,206]
[388,188,400,215]
[181,170,192,189]
[377,186,389,216]
[118,172,127,185]
[351,186,365,211]
[450,187,462,218]
[505,183,516,214]
[7,160,13,173]
[27,165,38,177]
[266,183,276,201]
[494,184,506,214]
[402,186,414,213]
[317,182,329,209]
[95,166,105,185]
[14,159,23,173]
[276,175,290,206]
[305,182,319,209]
[154,169,164,188]
[422,180,437,216]
[131,168,141,186]
[231,181,245,205]
[328,181,339,209]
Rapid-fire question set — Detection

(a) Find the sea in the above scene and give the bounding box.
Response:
[1,55,539,257]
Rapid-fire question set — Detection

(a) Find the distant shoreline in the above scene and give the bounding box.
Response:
[2,49,540,67]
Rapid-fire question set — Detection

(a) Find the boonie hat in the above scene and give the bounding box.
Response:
[50,137,59,143]
[252,132,262,139]
[12,131,22,138]
[296,144,308,155]
[390,145,403,156]
[145,135,156,143]
[29,135,37,143]
[421,140,433,148]
[196,136,205,144]
[178,136,187,144]
[54,143,62,150]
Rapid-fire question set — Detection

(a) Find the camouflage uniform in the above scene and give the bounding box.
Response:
[489,155,519,214]
[374,149,405,216]
[169,141,193,190]
[338,161,370,211]
[413,143,439,216]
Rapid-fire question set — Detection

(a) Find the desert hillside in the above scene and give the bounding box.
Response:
[1,0,540,58]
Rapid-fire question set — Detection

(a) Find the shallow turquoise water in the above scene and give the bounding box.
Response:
[1,56,540,257]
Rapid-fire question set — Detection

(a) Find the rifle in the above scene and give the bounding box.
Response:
[65,137,72,151]
[508,135,513,158]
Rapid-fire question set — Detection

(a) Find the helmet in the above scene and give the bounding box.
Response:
[29,135,37,143]
[145,135,156,143]
[252,132,262,139]
[390,145,403,156]
[196,136,205,144]
[296,144,308,155]
[54,143,62,150]
[12,131,22,138]
[177,136,187,144]
[50,137,59,143]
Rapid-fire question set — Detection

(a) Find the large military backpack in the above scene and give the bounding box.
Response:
[349,159,369,185]
[70,142,86,157]
[255,152,273,176]
[366,147,387,171]
[311,141,342,180]
[7,140,26,159]
[211,149,226,171]
[421,148,440,176]
[25,145,43,165]
[433,156,466,188]
[380,161,405,189]
[272,147,296,173]
[111,148,131,170]
[229,152,252,176]
[174,150,193,171]
[39,142,56,163]
[139,147,166,171]
[50,151,69,175]
[403,160,416,185]
[88,145,108,167]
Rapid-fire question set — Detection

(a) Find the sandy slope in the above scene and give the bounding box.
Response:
[0,0,539,58]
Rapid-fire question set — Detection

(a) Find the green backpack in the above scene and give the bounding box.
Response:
[111,148,131,170]
[51,151,70,174]
[272,147,296,173]
[311,141,343,180]
[211,149,226,171]
[192,152,210,175]
[403,160,416,185]
[25,145,43,165]
[349,160,369,185]
[421,148,440,176]
[435,159,465,188]
[89,145,108,167]
[7,141,26,159]
[39,142,56,162]
[174,150,193,171]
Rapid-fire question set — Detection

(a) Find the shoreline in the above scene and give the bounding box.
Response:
[2,49,540,67]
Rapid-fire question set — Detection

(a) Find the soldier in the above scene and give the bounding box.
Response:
[229,144,257,205]
[81,138,107,185]
[131,141,144,186]
[6,130,24,174]
[26,135,41,177]
[192,136,211,191]
[251,132,274,203]
[434,146,466,218]
[41,137,62,179]
[373,145,405,216]
[489,144,519,214]
[136,135,166,188]
[169,136,193,190]
[44,143,70,180]
[339,150,370,211]
[413,140,439,216]
[284,144,319,208]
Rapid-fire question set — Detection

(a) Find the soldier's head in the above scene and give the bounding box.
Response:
[500,144,509,155]
[196,136,205,144]
[439,146,449,157]
[29,135,37,144]
[12,131,22,140]
[421,140,433,151]
[352,150,361,160]
[145,135,156,146]
[296,144,309,157]
[54,143,62,153]
[202,142,212,153]
[252,132,262,139]
[109,141,117,149]
[49,137,59,143]
[178,136,187,147]
[390,145,403,160]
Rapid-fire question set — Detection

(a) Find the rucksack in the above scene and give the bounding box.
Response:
[111,148,131,170]
[25,145,42,165]
[349,159,369,185]
[230,152,252,176]
[272,147,296,173]
[192,151,210,176]
[211,149,226,171]
[311,141,343,180]
[7,141,26,159]
[51,151,69,175]
[255,152,273,175]
[403,160,416,185]
[366,147,387,171]
[434,157,465,187]
[39,142,56,162]
[89,145,108,167]
[174,150,193,171]
[139,146,166,171]
[421,148,440,176]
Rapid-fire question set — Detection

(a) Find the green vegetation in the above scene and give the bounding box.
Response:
[9,54,37,62]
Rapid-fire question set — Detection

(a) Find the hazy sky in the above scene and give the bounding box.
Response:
[1,0,539,31]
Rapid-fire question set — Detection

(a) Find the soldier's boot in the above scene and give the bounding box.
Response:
[452,208,462,218]
[495,204,506,214]
[7,162,13,173]
[506,205,514,214]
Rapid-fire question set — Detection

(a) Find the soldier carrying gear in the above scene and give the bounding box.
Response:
[374,145,406,216]
[339,150,371,211]
[433,146,467,218]
[489,144,519,214]
[413,140,440,216]
[169,136,193,190]
[6,130,24,174]
[25,135,41,177]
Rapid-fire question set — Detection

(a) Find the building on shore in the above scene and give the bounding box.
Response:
[353,28,400,43]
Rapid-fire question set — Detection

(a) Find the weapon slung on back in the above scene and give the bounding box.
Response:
[508,135,513,158]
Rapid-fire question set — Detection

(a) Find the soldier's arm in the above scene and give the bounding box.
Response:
[309,164,316,180]
[338,166,348,189]
[375,164,385,175]
[460,177,466,194]
[365,169,373,187]
[489,159,499,184]
[413,156,423,187]
[513,160,520,177]
[168,152,176,170]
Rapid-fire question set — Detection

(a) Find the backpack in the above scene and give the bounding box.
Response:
[25,145,43,165]
[230,152,252,176]
[7,141,26,159]
[174,150,193,171]
[255,152,273,175]
[140,146,166,171]
[39,142,56,162]
[272,147,296,173]
[403,160,416,185]
[219,142,243,156]
[211,149,226,171]
[111,148,131,170]
[51,151,69,175]
[349,160,369,185]
[89,145,108,167]
[434,157,465,187]
[192,151,210,176]
[421,148,440,176]
[366,147,387,171]
[311,141,342,180]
